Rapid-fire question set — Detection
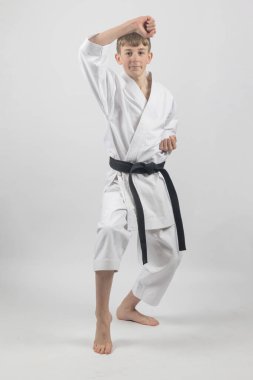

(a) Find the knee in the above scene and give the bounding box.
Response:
[96,223,131,242]
[97,223,122,235]
[165,250,182,269]
[172,251,183,270]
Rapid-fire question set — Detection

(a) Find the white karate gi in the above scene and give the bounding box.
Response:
[78,35,184,306]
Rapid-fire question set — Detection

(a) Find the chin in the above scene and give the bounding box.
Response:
[130,69,145,77]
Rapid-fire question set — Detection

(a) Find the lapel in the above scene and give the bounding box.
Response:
[121,70,158,161]
[121,70,149,109]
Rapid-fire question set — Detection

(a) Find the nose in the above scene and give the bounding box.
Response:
[130,51,140,60]
[130,59,140,66]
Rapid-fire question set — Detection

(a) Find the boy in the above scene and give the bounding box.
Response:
[78,15,186,355]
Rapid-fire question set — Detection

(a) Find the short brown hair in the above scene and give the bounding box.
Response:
[116,32,151,54]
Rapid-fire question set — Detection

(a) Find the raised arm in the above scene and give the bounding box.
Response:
[78,16,156,118]
[88,16,156,46]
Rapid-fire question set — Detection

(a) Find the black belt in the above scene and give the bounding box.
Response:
[109,156,186,265]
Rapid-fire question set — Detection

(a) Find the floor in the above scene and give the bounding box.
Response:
[1,252,253,380]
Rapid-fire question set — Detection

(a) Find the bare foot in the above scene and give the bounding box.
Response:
[116,305,159,326]
[93,311,113,354]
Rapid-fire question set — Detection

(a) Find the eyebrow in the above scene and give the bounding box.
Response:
[124,48,146,52]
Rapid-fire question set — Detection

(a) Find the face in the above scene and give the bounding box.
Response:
[115,43,153,79]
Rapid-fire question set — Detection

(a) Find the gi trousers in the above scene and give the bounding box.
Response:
[93,175,184,306]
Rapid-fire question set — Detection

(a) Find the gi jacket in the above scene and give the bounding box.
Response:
[78,35,179,231]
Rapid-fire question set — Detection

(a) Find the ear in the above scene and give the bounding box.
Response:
[147,52,153,63]
[115,53,122,65]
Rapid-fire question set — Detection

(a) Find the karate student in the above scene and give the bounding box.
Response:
[78,15,186,355]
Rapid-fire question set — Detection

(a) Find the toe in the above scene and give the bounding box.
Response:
[95,345,101,353]
[101,345,106,354]
[150,318,159,326]
[105,343,112,354]
[93,344,99,353]
[95,344,104,354]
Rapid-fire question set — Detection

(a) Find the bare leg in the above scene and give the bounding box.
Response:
[116,290,159,326]
[93,270,115,354]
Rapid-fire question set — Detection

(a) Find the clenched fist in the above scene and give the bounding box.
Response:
[134,16,156,38]
[159,136,177,153]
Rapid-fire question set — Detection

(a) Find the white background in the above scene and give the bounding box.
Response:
[1,0,253,378]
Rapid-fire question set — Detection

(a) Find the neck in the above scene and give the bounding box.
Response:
[134,71,150,89]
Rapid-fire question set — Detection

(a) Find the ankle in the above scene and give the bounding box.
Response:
[118,303,136,312]
[95,310,112,319]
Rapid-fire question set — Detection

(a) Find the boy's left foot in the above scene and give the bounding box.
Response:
[116,305,159,326]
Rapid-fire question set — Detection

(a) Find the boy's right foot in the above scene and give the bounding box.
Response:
[93,311,113,354]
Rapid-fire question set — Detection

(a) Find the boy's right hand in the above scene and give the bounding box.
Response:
[134,16,156,38]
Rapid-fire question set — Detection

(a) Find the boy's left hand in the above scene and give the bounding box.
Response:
[159,136,177,153]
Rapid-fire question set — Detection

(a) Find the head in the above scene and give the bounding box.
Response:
[115,32,153,79]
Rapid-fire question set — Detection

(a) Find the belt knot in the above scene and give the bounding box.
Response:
[131,161,157,175]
